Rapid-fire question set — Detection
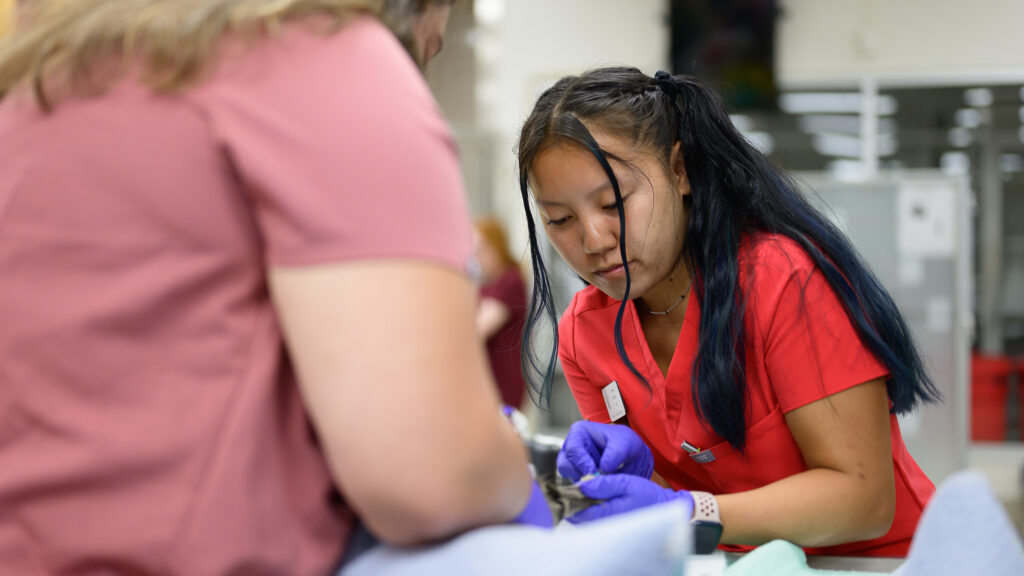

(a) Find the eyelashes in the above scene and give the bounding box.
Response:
[544,194,632,227]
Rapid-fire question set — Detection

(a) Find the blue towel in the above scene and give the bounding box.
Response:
[894,470,1024,576]
[338,500,690,576]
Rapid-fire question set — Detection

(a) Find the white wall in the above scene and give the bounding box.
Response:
[778,0,1024,88]
[474,0,669,260]
[425,2,488,212]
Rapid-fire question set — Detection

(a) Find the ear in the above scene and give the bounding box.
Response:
[669,141,690,197]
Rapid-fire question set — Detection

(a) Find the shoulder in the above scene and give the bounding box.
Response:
[737,232,824,294]
[736,233,830,326]
[188,16,469,270]
[740,233,817,276]
[196,16,438,125]
[225,16,412,78]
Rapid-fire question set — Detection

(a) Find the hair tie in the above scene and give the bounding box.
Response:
[653,70,679,99]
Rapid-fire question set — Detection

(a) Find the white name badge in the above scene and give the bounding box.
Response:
[602,381,627,421]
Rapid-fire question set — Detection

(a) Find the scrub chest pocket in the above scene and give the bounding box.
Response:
[688,406,808,495]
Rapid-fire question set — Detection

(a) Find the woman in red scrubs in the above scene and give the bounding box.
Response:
[515,68,937,556]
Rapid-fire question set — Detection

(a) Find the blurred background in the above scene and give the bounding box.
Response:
[425,0,1024,533]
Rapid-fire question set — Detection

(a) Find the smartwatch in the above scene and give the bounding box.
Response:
[690,491,723,554]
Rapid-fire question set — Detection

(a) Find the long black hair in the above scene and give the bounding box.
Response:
[516,67,940,451]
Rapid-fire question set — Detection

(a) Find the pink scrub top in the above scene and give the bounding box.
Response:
[0,17,471,575]
[559,234,934,557]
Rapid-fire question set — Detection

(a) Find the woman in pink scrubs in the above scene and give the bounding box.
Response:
[515,67,937,556]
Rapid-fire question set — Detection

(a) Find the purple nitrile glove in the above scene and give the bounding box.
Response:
[567,474,693,524]
[556,421,654,482]
[512,479,554,528]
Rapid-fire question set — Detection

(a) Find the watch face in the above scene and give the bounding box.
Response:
[692,521,724,555]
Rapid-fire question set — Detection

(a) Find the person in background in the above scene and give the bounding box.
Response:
[474,217,528,409]
[0,1,549,574]
[515,67,938,556]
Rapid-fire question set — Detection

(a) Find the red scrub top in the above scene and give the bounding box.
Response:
[558,234,934,557]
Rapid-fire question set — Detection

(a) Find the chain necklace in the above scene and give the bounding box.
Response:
[644,279,693,316]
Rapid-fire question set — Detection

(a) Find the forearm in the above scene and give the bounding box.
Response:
[334,356,534,545]
[434,410,534,526]
[717,467,895,548]
[360,413,531,545]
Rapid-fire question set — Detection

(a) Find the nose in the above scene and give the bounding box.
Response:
[581,215,618,255]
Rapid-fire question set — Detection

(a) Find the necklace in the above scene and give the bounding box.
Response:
[644,279,693,316]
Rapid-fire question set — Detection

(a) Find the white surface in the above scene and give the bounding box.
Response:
[925,297,953,334]
[969,444,1024,501]
[897,258,924,287]
[897,181,956,258]
[686,553,727,576]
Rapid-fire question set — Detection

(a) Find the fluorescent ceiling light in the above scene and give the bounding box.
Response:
[1001,154,1023,173]
[826,159,867,181]
[797,114,896,136]
[743,131,775,155]
[940,152,970,175]
[954,108,982,128]
[812,133,897,158]
[779,92,897,115]
[729,114,753,133]
[963,87,993,108]
[948,127,973,148]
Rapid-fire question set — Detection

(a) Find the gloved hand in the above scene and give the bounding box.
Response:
[512,479,554,528]
[556,421,654,482]
[568,474,693,524]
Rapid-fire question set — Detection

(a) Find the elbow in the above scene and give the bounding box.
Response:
[861,497,895,541]
[357,491,479,546]
[854,485,896,541]
[346,436,532,546]
[362,470,529,546]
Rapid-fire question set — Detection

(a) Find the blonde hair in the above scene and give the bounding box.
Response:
[475,217,517,270]
[0,0,14,39]
[0,0,440,111]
